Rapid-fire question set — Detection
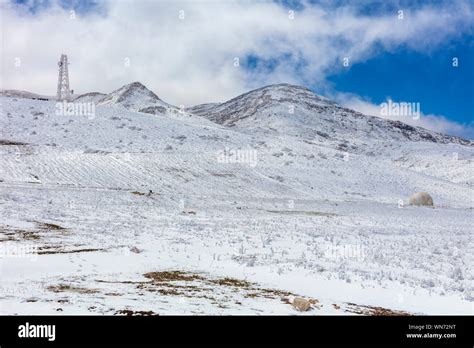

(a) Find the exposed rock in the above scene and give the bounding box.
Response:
[291,297,312,311]
[409,192,434,206]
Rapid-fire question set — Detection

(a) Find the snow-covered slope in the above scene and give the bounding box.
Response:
[97,81,178,115]
[73,92,106,103]
[186,102,221,115]
[0,89,52,100]
[0,82,473,315]
[191,83,471,146]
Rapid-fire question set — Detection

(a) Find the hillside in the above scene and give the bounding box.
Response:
[191,84,471,146]
[0,82,472,315]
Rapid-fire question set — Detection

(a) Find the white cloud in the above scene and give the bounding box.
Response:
[335,92,474,139]
[1,0,473,113]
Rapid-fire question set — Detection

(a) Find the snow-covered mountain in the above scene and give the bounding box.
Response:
[0,89,52,100]
[97,81,178,115]
[0,81,472,315]
[191,83,471,146]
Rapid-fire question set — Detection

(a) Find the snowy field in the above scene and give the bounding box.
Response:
[0,85,473,315]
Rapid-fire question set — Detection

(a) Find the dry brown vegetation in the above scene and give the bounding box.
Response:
[115,309,158,316]
[47,284,99,294]
[36,222,67,231]
[144,270,205,283]
[37,247,103,255]
[137,270,297,304]
[43,270,411,315]
[344,303,412,316]
[0,139,27,145]
[131,191,146,196]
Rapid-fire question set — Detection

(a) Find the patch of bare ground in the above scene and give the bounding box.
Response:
[144,271,205,283]
[95,279,148,285]
[20,231,41,240]
[131,191,146,196]
[0,225,40,242]
[37,247,104,255]
[210,277,252,288]
[35,221,67,231]
[138,270,300,305]
[0,229,28,242]
[0,221,72,245]
[45,272,409,314]
[115,309,158,316]
[0,233,17,242]
[47,284,99,294]
[181,210,196,215]
[0,221,70,242]
[344,303,412,316]
[0,139,27,145]
[96,271,300,308]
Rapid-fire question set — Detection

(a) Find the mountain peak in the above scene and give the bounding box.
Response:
[124,81,151,91]
[189,82,337,126]
[256,83,312,92]
[239,83,330,102]
[114,81,160,101]
[98,81,164,111]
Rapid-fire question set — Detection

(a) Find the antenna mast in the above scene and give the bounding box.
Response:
[56,54,71,101]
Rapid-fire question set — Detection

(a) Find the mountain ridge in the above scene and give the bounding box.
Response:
[186,83,472,146]
[2,82,471,145]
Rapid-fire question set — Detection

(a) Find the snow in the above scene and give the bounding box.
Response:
[0,83,472,315]
[0,89,52,100]
[73,92,106,103]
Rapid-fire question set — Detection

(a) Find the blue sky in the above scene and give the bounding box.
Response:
[244,41,473,125]
[4,0,474,137]
[254,0,474,130]
[325,40,473,125]
[12,0,103,14]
